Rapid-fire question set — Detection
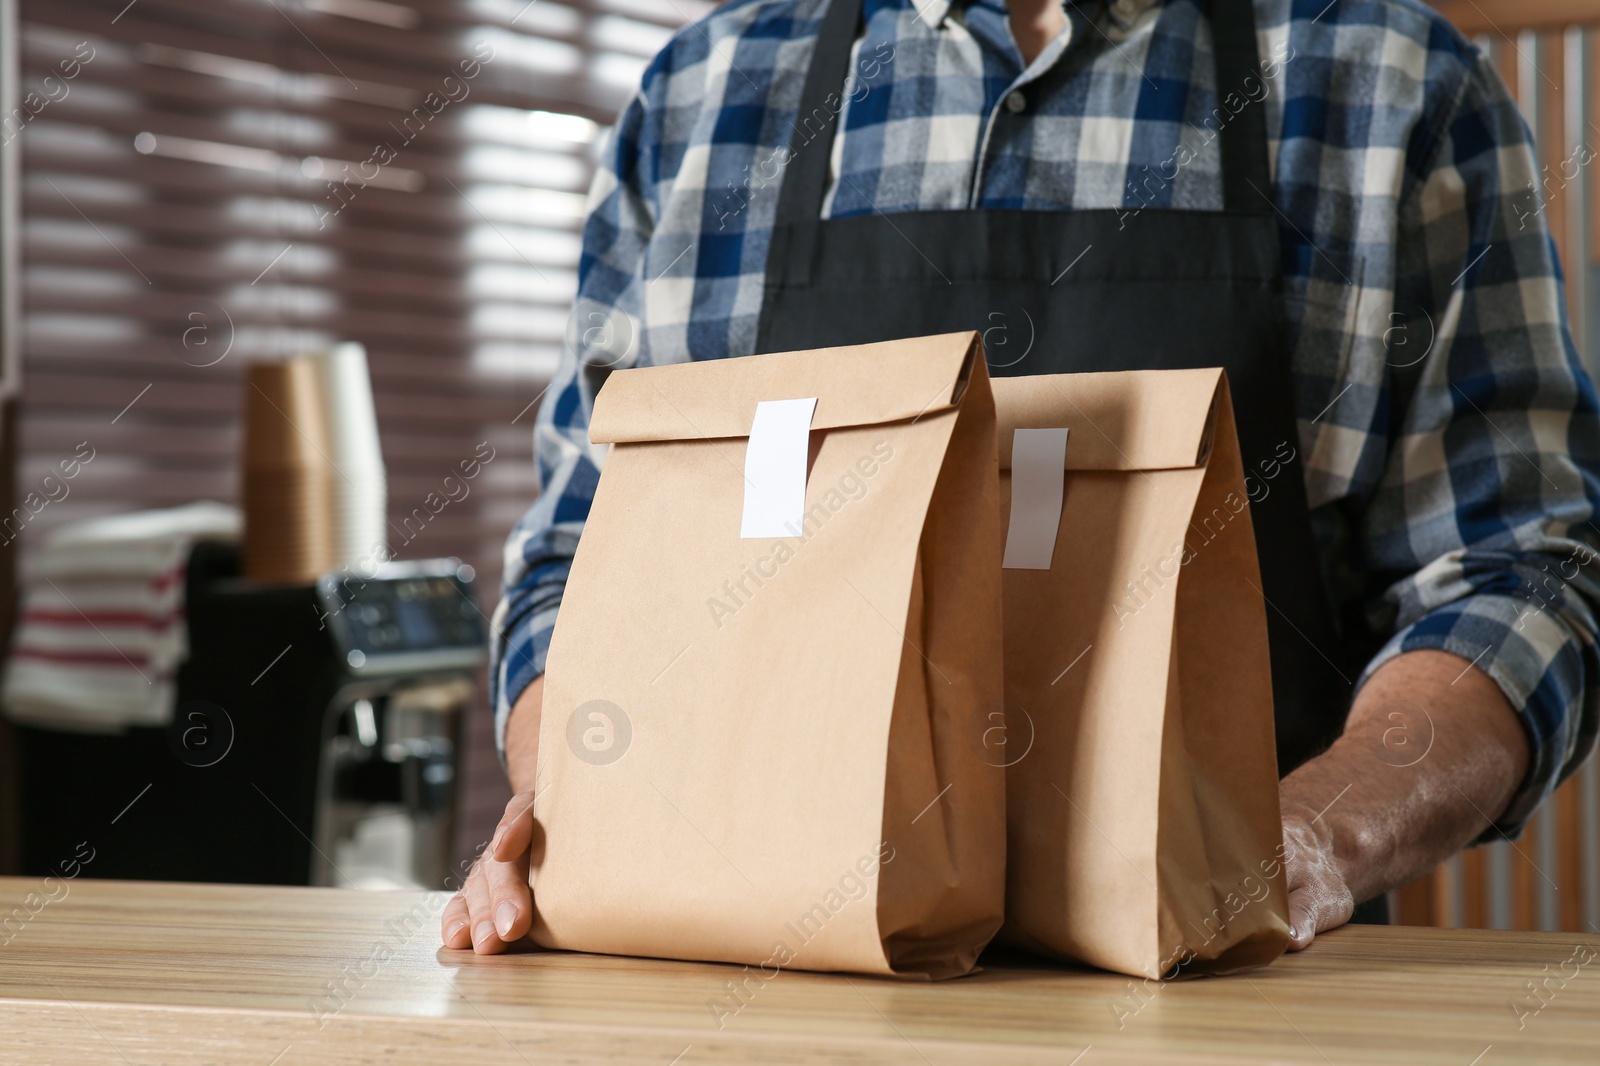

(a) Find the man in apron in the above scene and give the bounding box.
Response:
[448,0,1600,957]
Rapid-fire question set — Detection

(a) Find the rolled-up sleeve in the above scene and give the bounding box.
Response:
[489,85,659,759]
[1356,51,1600,839]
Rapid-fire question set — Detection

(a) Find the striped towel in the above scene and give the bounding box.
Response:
[2,502,240,732]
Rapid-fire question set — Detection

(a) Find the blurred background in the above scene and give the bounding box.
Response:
[0,0,703,893]
[0,0,1595,931]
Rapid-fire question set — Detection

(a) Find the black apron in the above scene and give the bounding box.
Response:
[754,0,1382,920]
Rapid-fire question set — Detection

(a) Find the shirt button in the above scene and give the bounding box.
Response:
[1004,90,1027,114]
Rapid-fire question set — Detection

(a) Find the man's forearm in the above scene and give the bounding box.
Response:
[505,675,544,795]
[1281,649,1531,903]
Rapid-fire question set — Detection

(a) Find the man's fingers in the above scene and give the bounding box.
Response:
[1283,859,1355,952]
[1285,886,1318,952]
[440,796,539,953]
[491,792,538,862]
[485,846,533,943]
[463,858,511,955]
[1313,885,1355,939]
[440,892,472,950]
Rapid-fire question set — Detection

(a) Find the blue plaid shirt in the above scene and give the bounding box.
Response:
[492,0,1600,836]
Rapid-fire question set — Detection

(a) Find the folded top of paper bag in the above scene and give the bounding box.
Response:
[589,332,979,443]
[993,367,1221,472]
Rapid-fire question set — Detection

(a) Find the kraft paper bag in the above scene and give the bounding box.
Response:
[991,369,1289,978]
[533,331,1006,978]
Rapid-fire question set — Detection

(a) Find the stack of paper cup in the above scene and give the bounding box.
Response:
[314,342,388,572]
[242,357,337,584]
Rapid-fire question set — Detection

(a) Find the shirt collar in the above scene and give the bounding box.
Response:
[907,0,954,24]
[906,0,1161,27]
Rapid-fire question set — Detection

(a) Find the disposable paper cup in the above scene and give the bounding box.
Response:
[241,360,337,584]
[312,342,389,570]
[244,358,333,470]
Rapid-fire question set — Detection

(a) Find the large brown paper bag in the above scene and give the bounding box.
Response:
[533,331,1006,978]
[991,369,1289,978]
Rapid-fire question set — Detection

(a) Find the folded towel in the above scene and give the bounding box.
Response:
[3,502,241,732]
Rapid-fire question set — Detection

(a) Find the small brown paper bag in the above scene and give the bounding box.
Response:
[992,368,1289,978]
[534,331,1006,978]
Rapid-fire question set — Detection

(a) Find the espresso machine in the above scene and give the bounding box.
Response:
[16,542,485,890]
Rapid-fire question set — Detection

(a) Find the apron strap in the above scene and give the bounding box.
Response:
[775,0,865,226]
[778,0,1274,223]
[1209,0,1273,212]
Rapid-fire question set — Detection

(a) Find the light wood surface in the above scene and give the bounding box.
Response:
[1,877,1598,1064]
[1431,1,1600,35]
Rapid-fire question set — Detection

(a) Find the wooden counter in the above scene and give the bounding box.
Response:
[1,877,1596,1064]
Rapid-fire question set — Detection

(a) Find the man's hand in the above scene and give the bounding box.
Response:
[442,676,543,954]
[1279,797,1355,951]
[1277,650,1527,950]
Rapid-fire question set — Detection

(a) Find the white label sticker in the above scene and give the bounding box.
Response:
[1002,427,1070,570]
[740,397,818,539]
